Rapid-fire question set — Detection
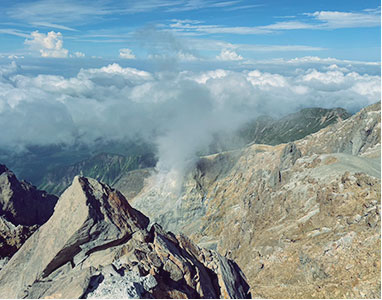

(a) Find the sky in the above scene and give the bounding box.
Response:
[0,0,381,176]
[0,0,380,62]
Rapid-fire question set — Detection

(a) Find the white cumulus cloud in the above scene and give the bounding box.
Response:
[73,51,85,58]
[119,48,136,59]
[216,49,243,61]
[24,31,68,58]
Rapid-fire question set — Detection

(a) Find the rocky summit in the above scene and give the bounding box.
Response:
[0,176,250,299]
[129,102,381,298]
[0,165,58,260]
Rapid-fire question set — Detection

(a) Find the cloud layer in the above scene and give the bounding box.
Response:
[0,60,380,171]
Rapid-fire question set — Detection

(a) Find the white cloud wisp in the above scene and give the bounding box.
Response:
[216,49,243,61]
[119,48,136,59]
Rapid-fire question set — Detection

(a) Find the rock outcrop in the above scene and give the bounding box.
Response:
[0,164,58,226]
[0,176,250,299]
[129,102,381,298]
[0,165,58,260]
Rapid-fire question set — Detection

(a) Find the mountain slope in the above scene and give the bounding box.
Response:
[206,107,350,154]
[0,140,156,191]
[128,102,381,298]
[0,176,250,299]
[241,107,350,146]
[39,152,156,195]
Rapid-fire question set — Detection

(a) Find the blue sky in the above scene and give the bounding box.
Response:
[0,0,380,62]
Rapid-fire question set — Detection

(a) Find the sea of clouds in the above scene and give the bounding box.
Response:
[0,58,380,173]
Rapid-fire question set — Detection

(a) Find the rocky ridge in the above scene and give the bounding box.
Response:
[240,106,350,146]
[129,102,381,298]
[206,107,350,154]
[0,165,58,260]
[0,176,250,299]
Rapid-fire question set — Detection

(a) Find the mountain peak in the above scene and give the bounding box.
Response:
[0,165,9,175]
[0,175,250,299]
[0,164,58,260]
[0,164,58,227]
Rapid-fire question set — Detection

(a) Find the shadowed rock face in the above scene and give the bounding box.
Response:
[0,176,251,299]
[0,165,58,226]
[129,102,381,298]
[0,165,58,260]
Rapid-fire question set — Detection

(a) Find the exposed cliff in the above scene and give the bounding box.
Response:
[0,165,58,260]
[129,102,381,298]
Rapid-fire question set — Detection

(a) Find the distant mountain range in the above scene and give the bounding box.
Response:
[240,107,350,146]
[206,107,350,154]
[39,152,156,195]
[0,140,156,195]
[1,106,349,196]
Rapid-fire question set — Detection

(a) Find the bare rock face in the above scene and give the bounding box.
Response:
[0,176,250,299]
[0,165,58,259]
[0,216,37,261]
[113,168,153,200]
[299,102,381,156]
[0,165,58,226]
[130,102,381,298]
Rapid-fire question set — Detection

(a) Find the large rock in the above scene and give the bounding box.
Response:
[0,165,58,259]
[0,176,250,299]
[0,216,37,260]
[0,164,58,226]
